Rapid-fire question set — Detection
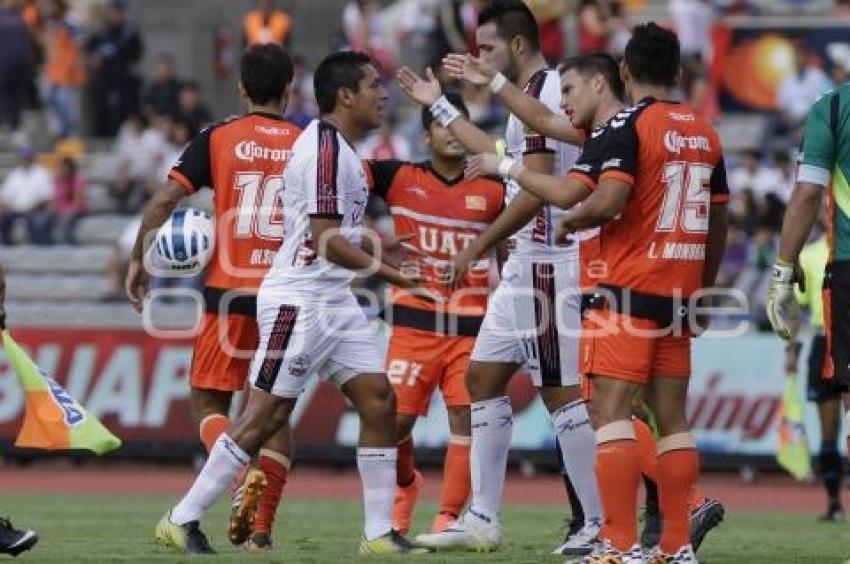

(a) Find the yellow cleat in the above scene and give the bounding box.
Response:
[358,530,431,555]
[154,511,215,554]
[228,468,267,546]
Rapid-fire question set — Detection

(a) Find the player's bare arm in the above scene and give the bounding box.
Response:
[396,66,497,155]
[125,180,189,311]
[311,216,424,291]
[443,53,582,145]
[465,153,591,210]
[778,182,825,265]
[555,178,632,243]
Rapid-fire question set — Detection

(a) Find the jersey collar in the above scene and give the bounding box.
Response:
[249,110,287,121]
[425,161,465,186]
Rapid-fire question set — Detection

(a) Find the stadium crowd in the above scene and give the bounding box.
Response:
[0,0,846,325]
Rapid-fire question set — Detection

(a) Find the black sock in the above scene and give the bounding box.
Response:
[557,439,584,527]
[819,441,843,507]
[644,474,660,514]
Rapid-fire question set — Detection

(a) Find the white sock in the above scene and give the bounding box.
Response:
[551,400,602,525]
[171,434,250,525]
[357,447,397,541]
[469,396,513,523]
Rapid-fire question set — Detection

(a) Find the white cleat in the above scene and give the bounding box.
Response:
[645,544,698,563]
[553,520,602,556]
[413,510,500,552]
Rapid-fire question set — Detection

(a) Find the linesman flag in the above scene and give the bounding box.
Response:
[775,374,811,481]
[2,331,121,455]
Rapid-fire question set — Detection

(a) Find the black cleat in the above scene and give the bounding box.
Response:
[818,503,845,523]
[690,498,725,552]
[640,507,662,549]
[155,511,216,554]
[0,518,38,557]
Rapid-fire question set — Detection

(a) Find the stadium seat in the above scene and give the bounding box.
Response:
[0,245,114,274]
[75,215,136,245]
[6,273,115,301]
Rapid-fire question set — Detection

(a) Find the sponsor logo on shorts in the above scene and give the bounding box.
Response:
[288,354,310,377]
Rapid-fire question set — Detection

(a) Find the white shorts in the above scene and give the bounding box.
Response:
[470,258,580,388]
[248,290,385,398]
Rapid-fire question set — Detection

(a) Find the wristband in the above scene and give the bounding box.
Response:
[771,261,794,283]
[497,158,516,178]
[488,72,507,94]
[429,96,461,127]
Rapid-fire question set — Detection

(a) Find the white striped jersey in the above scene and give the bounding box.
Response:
[262,119,370,295]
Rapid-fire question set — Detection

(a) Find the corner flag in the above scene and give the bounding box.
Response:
[775,374,811,481]
[2,331,121,455]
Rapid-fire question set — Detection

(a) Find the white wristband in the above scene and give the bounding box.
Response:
[489,72,507,94]
[497,157,516,178]
[429,96,461,127]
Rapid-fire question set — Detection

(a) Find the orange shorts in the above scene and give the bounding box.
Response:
[386,326,474,416]
[579,308,690,390]
[190,312,259,392]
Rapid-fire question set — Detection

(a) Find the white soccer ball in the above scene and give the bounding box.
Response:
[153,208,214,275]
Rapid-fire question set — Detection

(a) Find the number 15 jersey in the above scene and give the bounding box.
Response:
[567,98,729,299]
[169,112,301,291]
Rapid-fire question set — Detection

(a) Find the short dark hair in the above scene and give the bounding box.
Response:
[477,0,540,52]
[624,22,680,88]
[421,91,469,130]
[240,43,294,105]
[314,51,373,114]
[560,52,626,102]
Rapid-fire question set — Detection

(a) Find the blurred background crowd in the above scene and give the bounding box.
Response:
[0,0,848,329]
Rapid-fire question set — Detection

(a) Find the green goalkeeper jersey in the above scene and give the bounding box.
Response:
[798,83,850,261]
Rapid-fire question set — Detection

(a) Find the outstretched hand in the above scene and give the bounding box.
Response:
[397,66,443,107]
[442,53,496,87]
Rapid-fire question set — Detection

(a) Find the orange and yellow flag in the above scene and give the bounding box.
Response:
[2,331,121,454]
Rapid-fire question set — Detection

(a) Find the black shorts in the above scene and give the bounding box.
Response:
[806,334,842,402]
[824,261,850,392]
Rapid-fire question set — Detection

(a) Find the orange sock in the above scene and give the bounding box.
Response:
[633,418,658,482]
[397,435,415,487]
[254,449,291,534]
[657,434,700,554]
[199,413,230,452]
[439,436,471,517]
[596,422,640,551]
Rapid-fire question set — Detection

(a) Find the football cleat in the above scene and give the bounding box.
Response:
[818,503,845,523]
[0,518,37,557]
[553,519,601,556]
[228,467,267,545]
[689,498,724,552]
[154,511,215,554]
[645,544,698,563]
[430,511,457,533]
[392,470,423,535]
[571,541,643,564]
[244,531,273,552]
[413,510,500,552]
[358,530,431,555]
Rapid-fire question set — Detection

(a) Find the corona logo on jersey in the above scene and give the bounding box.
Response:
[234,140,293,163]
[663,131,711,155]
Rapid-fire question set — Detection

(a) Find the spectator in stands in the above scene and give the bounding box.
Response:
[0,0,35,133]
[0,146,53,245]
[242,0,292,47]
[577,0,609,54]
[41,0,84,140]
[341,0,395,76]
[141,54,182,121]
[683,64,719,122]
[85,0,143,136]
[110,113,165,214]
[52,155,85,244]
[773,48,833,150]
[175,81,212,135]
[431,0,483,64]
[669,0,716,63]
[606,1,631,55]
[155,119,193,186]
[729,149,761,194]
[525,0,567,64]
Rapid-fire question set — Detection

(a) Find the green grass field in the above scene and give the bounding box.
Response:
[3,493,850,563]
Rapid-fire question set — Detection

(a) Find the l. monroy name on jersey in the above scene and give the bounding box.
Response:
[647,241,706,261]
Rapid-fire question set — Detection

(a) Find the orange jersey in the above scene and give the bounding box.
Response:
[366,161,505,335]
[168,112,301,292]
[567,99,729,299]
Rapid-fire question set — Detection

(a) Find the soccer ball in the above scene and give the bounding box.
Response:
[152,208,214,275]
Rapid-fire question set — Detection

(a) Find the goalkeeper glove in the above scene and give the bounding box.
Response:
[766,259,802,340]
